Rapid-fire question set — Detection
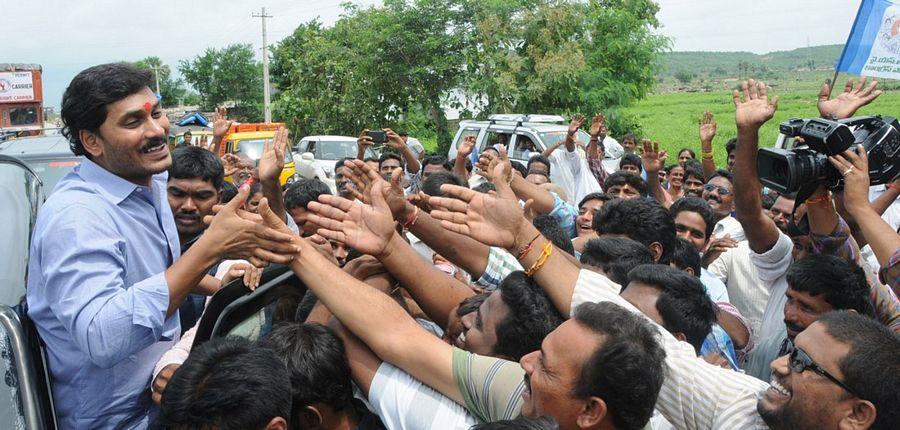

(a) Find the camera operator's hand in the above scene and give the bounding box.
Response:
[828,145,870,215]
[733,80,778,130]
[358,129,374,150]
[817,77,882,120]
[384,128,405,150]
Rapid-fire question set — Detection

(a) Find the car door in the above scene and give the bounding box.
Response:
[192,265,307,347]
[0,155,56,429]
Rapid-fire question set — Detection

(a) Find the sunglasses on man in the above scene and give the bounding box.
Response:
[789,347,863,399]
[703,184,731,195]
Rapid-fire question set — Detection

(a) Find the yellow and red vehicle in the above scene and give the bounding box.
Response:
[218,122,297,186]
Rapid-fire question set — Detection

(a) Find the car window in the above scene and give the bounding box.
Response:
[511,134,540,161]
[0,159,40,307]
[297,141,309,153]
[315,141,371,160]
[25,159,80,196]
[236,139,293,163]
[539,130,591,149]
[453,128,480,150]
[483,131,513,151]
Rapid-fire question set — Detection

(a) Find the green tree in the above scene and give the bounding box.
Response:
[130,57,187,107]
[674,69,694,85]
[179,44,263,120]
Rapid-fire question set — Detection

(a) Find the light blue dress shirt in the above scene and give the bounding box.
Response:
[27,158,181,429]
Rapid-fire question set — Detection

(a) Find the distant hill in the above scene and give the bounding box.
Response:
[659,45,845,77]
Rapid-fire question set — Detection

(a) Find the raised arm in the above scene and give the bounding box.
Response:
[699,112,718,180]
[830,146,900,268]
[586,114,606,161]
[641,139,671,207]
[732,80,781,253]
[385,128,421,174]
[454,135,476,179]
[817,77,882,120]
[277,188,462,404]
[257,126,289,223]
[428,161,581,317]
[209,107,232,156]
[357,129,373,161]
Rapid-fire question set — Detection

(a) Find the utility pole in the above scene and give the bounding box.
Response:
[253,7,273,122]
[149,65,162,106]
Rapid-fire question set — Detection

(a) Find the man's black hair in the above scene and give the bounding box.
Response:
[592,198,676,263]
[457,293,490,317]
[423,171,468,197]
[363,156,379,164]
[677,148,696,159]
[627,264,717,354]
[473,182,497,194]
[494,271,565,361]
[603,172,648,197]
[510,160,528,178]
[158,337,291,429]
[379,152,403,168]
[397,130,409,137]
[669,238,702,277]
[334,157,354,173]
[572,302,665,430]
[786,254,874,316]
[683,167,704,184]
[220,181,238,204]
[578,192,611,210]
[471,416,559,430]
[284,178,332,211]
[532,215,575,255]
[669,197,715,240]
[579,237,654,286]
[169,146,225,190]
[709,169,734,185]
[725,138,738,156]
[424,155,453,171]
[61,63,155,156]
[620,153,642,169]
[527,154,552,176]
[817,312,900,430]
[623,132,636,142]
[262,323,355,421]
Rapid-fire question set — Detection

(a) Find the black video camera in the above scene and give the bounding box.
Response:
[757,115,900,194]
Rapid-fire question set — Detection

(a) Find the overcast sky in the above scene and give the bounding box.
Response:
[4,0,861,108]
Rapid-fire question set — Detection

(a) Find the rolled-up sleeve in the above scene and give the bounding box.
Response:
[40,205,171,368]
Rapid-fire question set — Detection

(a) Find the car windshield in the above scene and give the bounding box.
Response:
[26,159,81,195]
[539,130,592,148]
[315,140,373,160]
[234,139,293,163]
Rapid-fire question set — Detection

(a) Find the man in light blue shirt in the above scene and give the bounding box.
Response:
[27,63,297,429]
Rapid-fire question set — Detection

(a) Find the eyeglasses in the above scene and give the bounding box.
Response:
[788,348,862,399]
[703,184,731,195]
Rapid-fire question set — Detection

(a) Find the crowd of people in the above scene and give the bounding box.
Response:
[26,62,898,430]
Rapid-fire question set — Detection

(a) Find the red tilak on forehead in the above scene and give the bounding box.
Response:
[144,102,152,112]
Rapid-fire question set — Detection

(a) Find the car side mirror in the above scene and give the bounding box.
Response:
[301,152,314,161]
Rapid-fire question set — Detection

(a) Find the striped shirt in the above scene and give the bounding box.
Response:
[451,347,525,422]
[571,269,770,430]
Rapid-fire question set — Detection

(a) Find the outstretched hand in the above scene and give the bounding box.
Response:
[212,107,233,140]
[428,158,524,249]
[699,111,717,144]
[640,139,667,174]
[258,126,288,183]
[307,180,398,258]
[568,114,585,135]
[589,113,606,138]
[733,79,778,130]
[342,159,408,220]
[828,145,870,213]
[818,77,881,120]
[458,135,476,159]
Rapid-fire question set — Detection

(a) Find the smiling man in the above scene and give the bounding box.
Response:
[27,63,296,429]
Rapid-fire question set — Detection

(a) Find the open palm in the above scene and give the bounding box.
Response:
[733,80,778,129]
[307,181,397,257]
[817,77,881,119]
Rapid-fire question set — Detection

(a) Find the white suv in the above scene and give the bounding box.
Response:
[294,135,378,193]
[447,114,623,174]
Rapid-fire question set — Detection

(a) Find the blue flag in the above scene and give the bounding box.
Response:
[836,0,900,80]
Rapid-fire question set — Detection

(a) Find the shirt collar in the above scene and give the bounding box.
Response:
[77,157,147,205]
